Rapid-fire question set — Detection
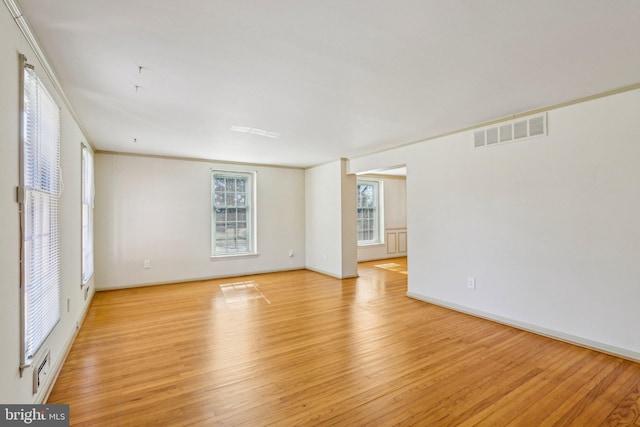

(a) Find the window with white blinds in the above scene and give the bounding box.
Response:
[20,60,62,367]
[81,144,94,284]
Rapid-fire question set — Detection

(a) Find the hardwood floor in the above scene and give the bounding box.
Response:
[49,258,640,426]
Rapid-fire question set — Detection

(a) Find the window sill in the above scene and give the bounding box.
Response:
[210,253,259,261]
[358,242,384,248]
[82,272,94,286]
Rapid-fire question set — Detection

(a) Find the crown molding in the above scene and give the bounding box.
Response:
[94,150,305,171]
[4,0,93,148]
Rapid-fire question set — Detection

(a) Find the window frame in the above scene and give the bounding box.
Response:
[210,170,257,258]
[19,56,62,368]
[356,179,384,246]
[81,143,94,285]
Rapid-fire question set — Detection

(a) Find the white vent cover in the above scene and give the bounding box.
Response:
[33,349,51,394]
[486,127,499,145]
[473,113,547,149]
[473,130,485,148]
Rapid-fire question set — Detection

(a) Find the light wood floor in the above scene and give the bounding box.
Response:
[49,258,640,426]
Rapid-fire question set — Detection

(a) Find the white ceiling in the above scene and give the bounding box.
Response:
[16,0,640,168]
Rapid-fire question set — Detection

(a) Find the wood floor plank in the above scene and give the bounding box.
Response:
[48,258,640,426]
[605,382,640,426]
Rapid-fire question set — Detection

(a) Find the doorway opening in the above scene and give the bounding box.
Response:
[355,165,408,292]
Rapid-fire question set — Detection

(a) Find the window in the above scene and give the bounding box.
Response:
[357,180,383,245]
[81,144,94,284]
[211,171,255,256]
[19,58,62,367]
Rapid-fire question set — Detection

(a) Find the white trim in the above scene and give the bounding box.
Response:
[358,243,385,248]
[305,266,359,280]
[210,253,259,261]
[81,144,95,285]
[406,291,640,363]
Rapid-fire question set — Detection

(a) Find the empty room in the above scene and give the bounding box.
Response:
[1,1,640,425]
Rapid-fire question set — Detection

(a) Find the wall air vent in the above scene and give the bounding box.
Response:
[514,120,528,139]
[499,124,512,142]
[33,349,51,394]
[473,130,485,148]
[486,127,499,145]
[473,113,547,149]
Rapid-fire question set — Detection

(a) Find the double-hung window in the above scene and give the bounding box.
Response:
[357,180,383,245]
[211,170,256,256]
[81,144,94,284]
[19,58,62,367]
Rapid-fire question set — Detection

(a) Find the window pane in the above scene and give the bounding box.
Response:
[214,191,225,206]
[214,178,226,192]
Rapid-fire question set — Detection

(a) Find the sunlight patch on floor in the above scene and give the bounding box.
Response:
[374,262,408,275]
[219,280,271,305]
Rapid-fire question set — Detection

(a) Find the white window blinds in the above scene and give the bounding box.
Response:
[20,60,62,367]
[81,144,94,284]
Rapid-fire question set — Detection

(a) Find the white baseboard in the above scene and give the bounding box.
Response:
[40,287,94,403]
[305,266,358,280]
[357,253,407,262]
[407,291,640,363]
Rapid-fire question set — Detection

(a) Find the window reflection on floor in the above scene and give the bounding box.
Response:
[219,281,271,305]
[373,262,407,275]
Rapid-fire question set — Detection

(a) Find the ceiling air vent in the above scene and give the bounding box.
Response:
[473,113,547,149]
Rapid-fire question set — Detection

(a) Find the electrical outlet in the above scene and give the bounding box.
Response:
[467,277,476,289]
[144,259,151,269]
[288,249,294,257]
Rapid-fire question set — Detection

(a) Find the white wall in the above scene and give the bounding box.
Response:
[340,160,358,278]
[0,3,94,403]
[94,153,306,289]
[357,176,407,262]
[305,159,357,278]
[350,89,640,360]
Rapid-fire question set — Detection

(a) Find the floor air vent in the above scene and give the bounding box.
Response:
[473,113,547,149]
